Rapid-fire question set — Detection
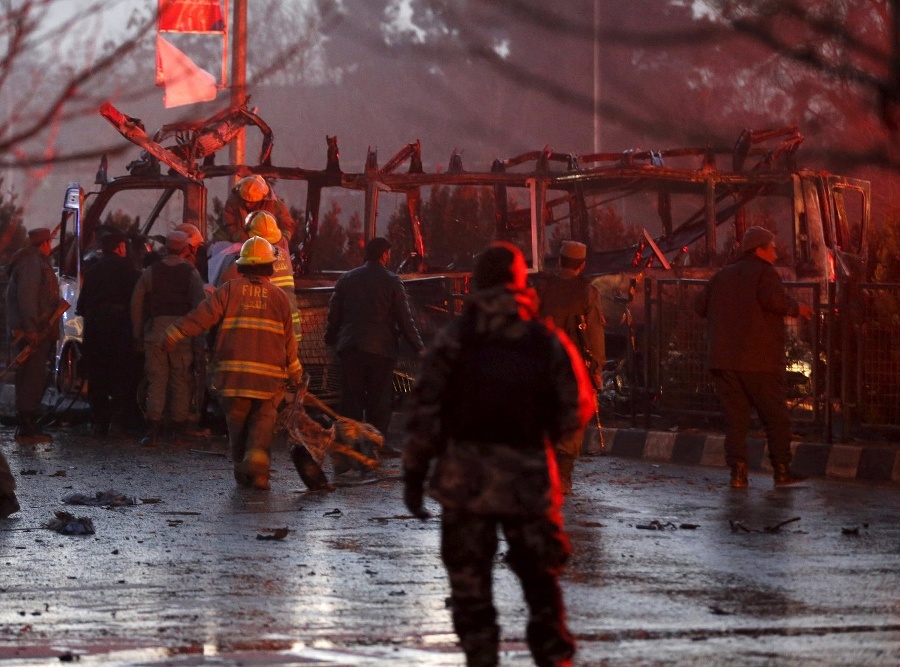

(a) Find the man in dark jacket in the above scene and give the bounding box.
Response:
[695,226,813,488]
[6,227,60,444]
[537,240,606,493]
[325,237,424,459]
[403,242,594,667]
[76,230,142,437]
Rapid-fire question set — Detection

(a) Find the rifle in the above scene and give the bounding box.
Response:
[1,299,71,384]
[575,314,606,453]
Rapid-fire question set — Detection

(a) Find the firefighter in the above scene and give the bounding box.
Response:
[5,227,60,444]
[175,222,209,283]
[131,231,206,446]
[536,240,606,493]
[216,211,302,347]
[159,237,302,491]
[216,175,295,245]
[403,242,594,667]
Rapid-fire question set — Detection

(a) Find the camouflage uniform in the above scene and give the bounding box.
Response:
[403,286,593,667]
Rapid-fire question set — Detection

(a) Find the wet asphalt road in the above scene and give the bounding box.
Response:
[0,425,898,667]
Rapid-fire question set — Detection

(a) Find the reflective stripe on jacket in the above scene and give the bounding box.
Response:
[163,276,302,399]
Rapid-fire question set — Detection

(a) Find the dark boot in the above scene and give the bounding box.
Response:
[773,464,807,486]
[141,421,162,447]
[233,462,252,488]
[557,453,575,495]
[15,412,51,445]
[0,494,20,519]
[730,462,749,488]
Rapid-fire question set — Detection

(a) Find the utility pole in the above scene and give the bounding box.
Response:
[229,0,248,171]
[593,0,601,154]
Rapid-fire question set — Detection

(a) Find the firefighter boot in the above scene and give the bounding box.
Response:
[141,421,162,448]
[557,453,575,495]
[245,448,271,490]
[15,413,51,445]
[773,463,807,487]
[730,462,749,488]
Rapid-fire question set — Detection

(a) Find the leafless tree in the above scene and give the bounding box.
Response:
[401,1,898,173]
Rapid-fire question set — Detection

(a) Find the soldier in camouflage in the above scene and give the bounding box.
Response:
[403,242,594,667]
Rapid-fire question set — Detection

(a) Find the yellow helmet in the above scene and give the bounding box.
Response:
[243,210,282,244]
[235,236,277,265]
[237,175,269,203]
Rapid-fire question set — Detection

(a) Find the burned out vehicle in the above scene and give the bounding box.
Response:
[54,104,869,426]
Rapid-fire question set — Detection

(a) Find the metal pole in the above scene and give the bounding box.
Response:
[593,0,601,153]
[229,0,248,173]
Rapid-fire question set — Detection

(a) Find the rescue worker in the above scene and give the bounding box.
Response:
[6,227,60,444]
[75,229,142,438]
[216,175,295,245]
[159,237,302,491]
[216,211,302,346]
[403,242,594,667]
[536,240,606,493]
[131,231,206,446]
[175,222,209,283]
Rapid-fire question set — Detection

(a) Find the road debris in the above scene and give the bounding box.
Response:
[45,511,95,535]
[62,490,136,507]
[729,517,802,533]
[636,520,678,530]
[257,527,290,541]
[323,508,343,518]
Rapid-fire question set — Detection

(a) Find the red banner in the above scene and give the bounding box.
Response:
[159,0,224,33]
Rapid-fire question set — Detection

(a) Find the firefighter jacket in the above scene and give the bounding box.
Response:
[537,269,606,381]
[218,191,295,244]
[403,286,594,516]
[325,260,424,359]
[161,275,302,400]
[214,237,302,344]
[5,245,60,340]
[131,255,206,344]
[695,253,801,375]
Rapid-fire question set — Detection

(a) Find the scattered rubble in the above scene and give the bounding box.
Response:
[44,511,95,535]
[62,490,136,507]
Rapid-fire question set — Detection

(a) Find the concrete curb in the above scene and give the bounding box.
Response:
[585,427,900,485]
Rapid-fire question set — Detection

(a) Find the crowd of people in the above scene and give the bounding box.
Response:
[0,174,813,666]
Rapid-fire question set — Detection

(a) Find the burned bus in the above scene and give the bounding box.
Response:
[54,104,869,421]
